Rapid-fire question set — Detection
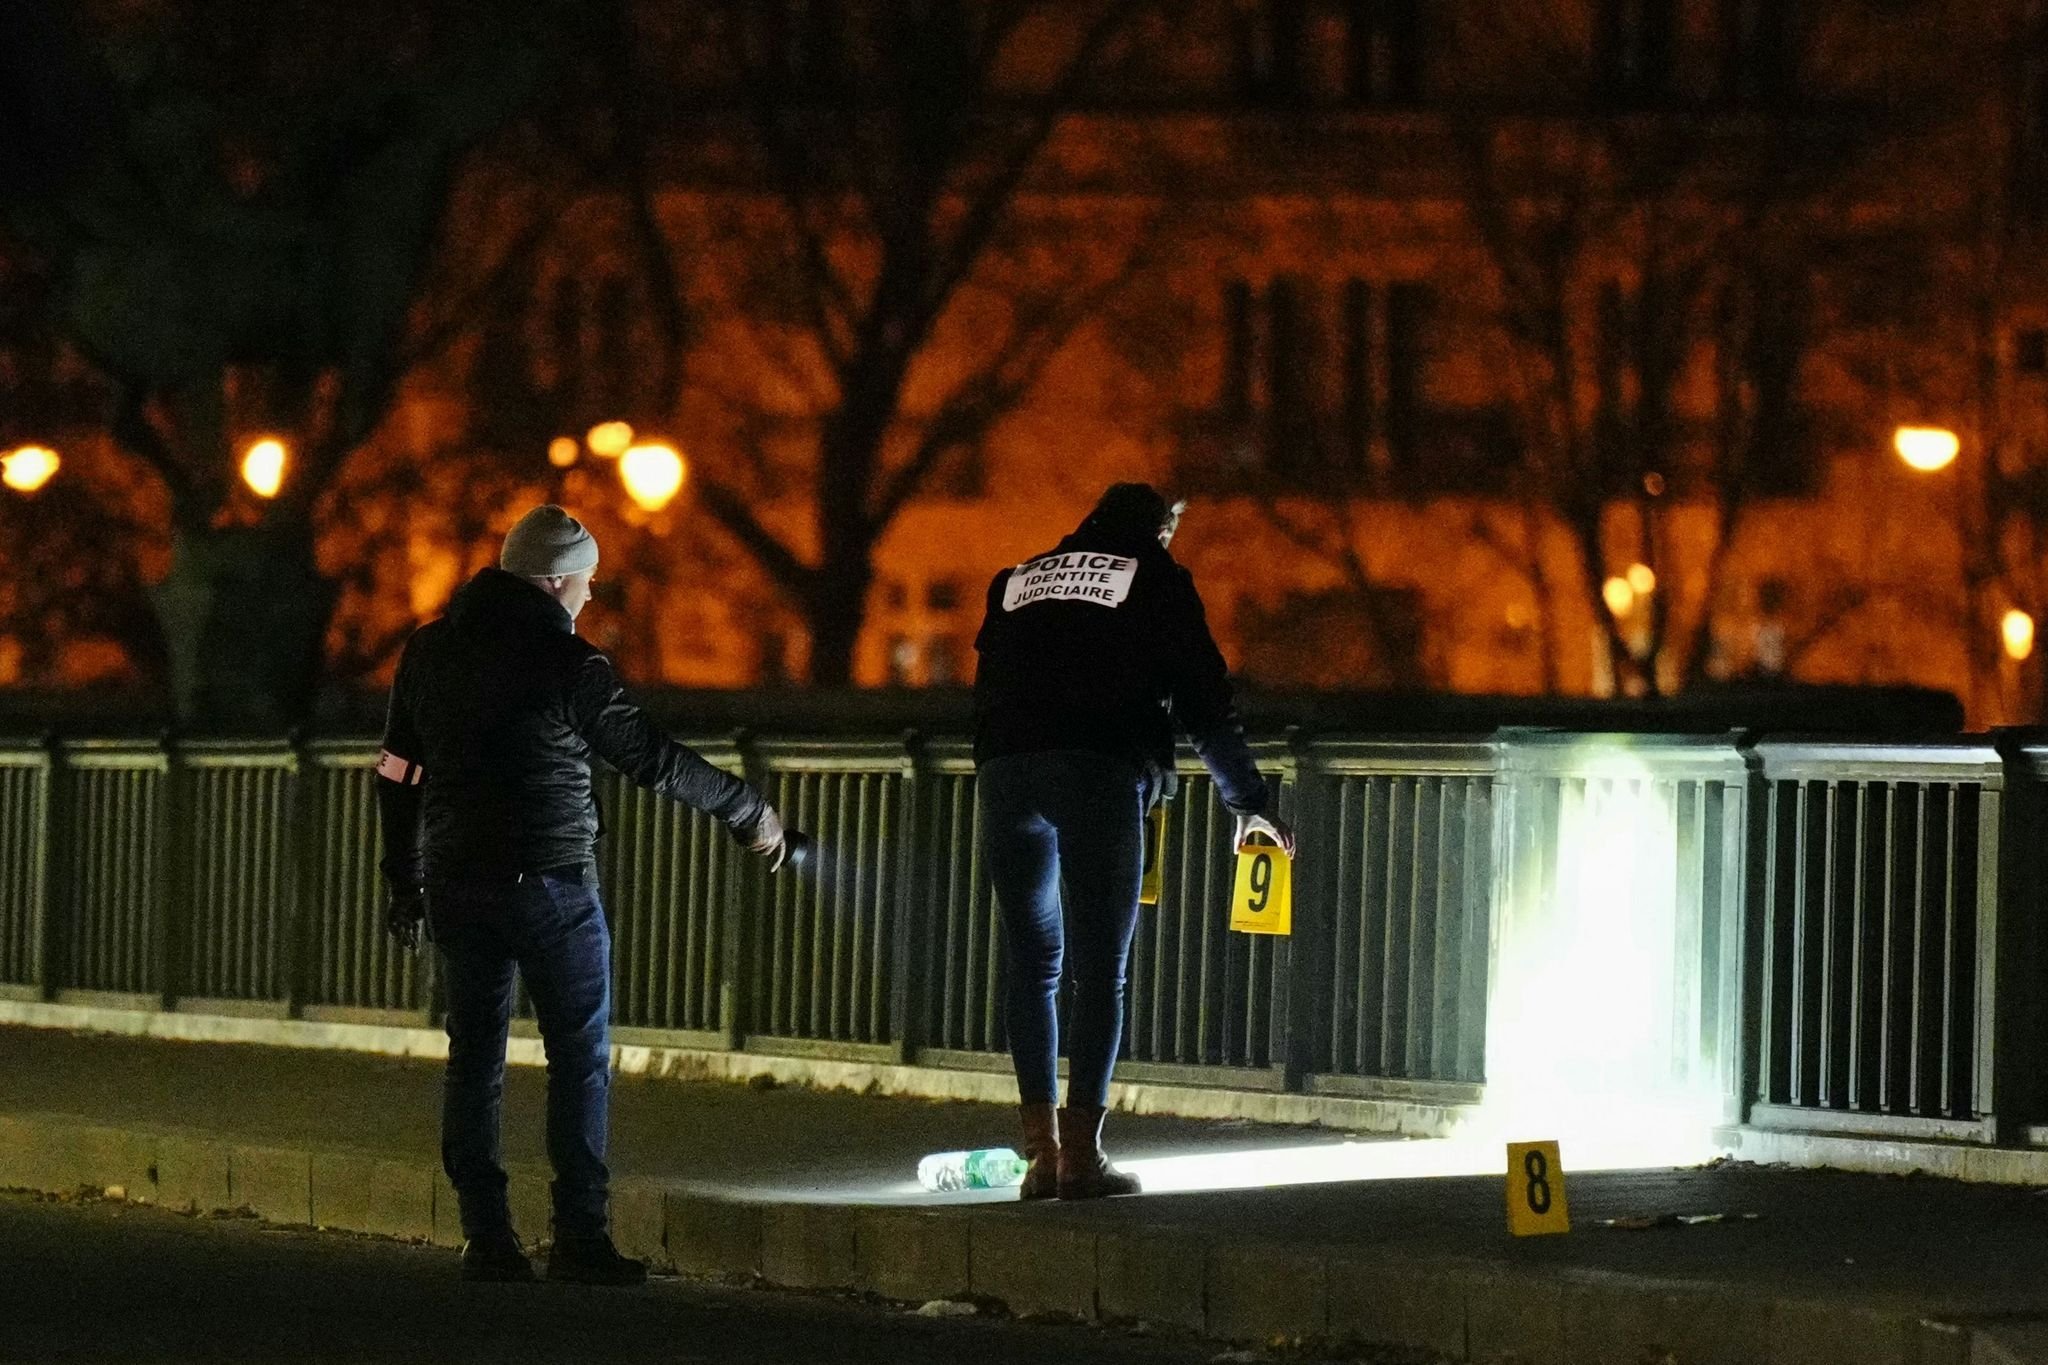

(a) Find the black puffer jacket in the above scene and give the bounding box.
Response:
[973,525,1269,815]
[378,568,766,886]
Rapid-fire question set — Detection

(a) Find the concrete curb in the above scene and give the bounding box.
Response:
[0,1109,1999,1365]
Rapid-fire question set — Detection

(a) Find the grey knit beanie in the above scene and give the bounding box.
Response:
[500,505,599,577]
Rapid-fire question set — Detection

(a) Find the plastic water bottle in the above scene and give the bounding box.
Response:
[916,1147,1029,1192]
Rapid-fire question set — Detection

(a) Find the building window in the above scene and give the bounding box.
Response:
[1340,278,1374,476]
[925,578,962,612]
[927,635,963,687]
[1597,0,1674,105]
[1741,277,1814,495]
[1384,280,1430,472]
[1344,0,1425,106]
[2017,57,2048,221]
[752,0,847,91]
[1236,0,1307,103]
[1265,276,1311,478]
[2018,327,2048,377]
[1720,0,1796,103]
[1222,279,1256,418]
[1198,274,1511,491]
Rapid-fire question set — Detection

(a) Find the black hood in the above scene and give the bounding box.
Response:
[446,567,573,636]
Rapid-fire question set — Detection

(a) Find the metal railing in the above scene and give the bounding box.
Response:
[3,727,2045,1143]
[1747,741,2007,1142]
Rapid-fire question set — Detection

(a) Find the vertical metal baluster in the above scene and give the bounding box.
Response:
[1819,782,1839,1107]
[1355,777,1376,1074]
[675,802,698,1031]
[946,777,970,1047]
[944,779,966,1048]
[1378,776,1407,1074]
[1332,778,1356,1073]
[767,772,791,1034]
[1756,779,1778,1104]
[1878,781,1897,1113]
[1187,785,1212,1064]
[1789,781,1809,1105]
[838,773,863,1041]
[1431,776,1459,1079]
[1848,782,1868,1110]
[1940,785,1959,1116]
[972,782,998,1051]
[1404,777,1430,1076]
[1909,784,1928,1114]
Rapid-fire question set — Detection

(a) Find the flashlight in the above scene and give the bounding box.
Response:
[782,829,816,874]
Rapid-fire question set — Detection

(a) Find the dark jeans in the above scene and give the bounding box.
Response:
[977,750,1149,1109]
[430,869,612,1241]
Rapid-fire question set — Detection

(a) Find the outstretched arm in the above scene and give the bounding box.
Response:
[567,652,784,863]
[1161,568,1296,855]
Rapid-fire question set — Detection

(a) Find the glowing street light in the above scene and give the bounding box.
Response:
[547,436,580,469]
[586,421,634,458]
[1625,562,1657,596]
[1602,576,1636,617]
[619,442,686,512]
[1894,425,1960,473]
[2004,608,2035,662]
[241,437,287,498]
[1,445,60,493]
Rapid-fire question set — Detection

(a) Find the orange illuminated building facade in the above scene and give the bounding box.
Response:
[10,0,2048,725]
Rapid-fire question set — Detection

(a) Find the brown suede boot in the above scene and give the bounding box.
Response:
[1056,1105,1142,1199]
[1019,1102,1060,1201]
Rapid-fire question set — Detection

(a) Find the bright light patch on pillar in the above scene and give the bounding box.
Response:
[1481,739,1729,1170]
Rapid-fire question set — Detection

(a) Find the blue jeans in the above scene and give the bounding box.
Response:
[430,870,613,1241]
[977,750,1149,1109]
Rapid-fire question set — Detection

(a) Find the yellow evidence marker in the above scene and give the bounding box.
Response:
[1505,1140,1570,1236]
[1139,804,1166,905]
[1229,835,1292,935]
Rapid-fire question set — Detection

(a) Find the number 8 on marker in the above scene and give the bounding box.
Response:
[1504,1140,1569,1236]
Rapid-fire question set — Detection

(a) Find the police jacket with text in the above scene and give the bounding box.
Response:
[376,568,768,888]
[972,527,1270,815]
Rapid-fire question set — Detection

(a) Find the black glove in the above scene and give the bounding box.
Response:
[386,884,427,953]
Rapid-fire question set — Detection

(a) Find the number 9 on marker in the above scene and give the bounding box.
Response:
[1229,839,1292,936]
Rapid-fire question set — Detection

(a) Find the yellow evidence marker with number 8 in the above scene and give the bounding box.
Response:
[1504,1140,1570,1237]
[1229,837,1292,936]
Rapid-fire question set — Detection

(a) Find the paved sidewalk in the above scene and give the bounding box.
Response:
[4,1025,2047,1364]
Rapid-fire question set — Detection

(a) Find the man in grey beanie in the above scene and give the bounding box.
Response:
[378,505,786,1285]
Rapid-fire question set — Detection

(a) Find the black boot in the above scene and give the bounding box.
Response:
[460,1229,535,1282]
[546,1232,647,1286]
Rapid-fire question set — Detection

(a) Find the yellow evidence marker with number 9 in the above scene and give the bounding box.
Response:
[1229,837,1292,936]
[1505,1140,1570,1236]
[1139,804,1166,905]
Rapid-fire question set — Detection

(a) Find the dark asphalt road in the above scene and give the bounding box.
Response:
[0,1193,1222,1365]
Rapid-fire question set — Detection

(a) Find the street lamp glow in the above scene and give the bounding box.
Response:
[1602,576,1636,617]
[1894,425,1960,472]
[2004,609,2035,662]
[241,437,287,498]
[1625,563,1657,596]
[547,436,580,469]
[1,445,60,493]
[619,442,686,512]
[586,421,634,458]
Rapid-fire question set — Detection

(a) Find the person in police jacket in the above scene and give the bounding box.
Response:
[378,505,786,1284]
[973,483,1296,1199]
